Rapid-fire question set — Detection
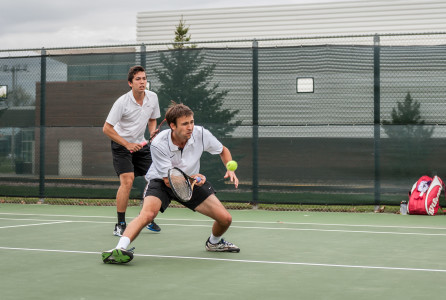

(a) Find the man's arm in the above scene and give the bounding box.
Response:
[148,118,157,138]
[103,122,142,152]
[220,146,239,188]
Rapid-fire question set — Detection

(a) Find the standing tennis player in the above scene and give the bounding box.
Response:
[103,65,162,237]
[102,102,240,264]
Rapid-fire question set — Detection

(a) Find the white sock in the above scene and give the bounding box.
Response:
[209,233,221,244]
[116,236,131,249]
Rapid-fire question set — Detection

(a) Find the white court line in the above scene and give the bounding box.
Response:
[0,213,116,219]
[0,221,72,229]
[0,245,445,273]
[2,212,446,231]
[1,215,446,236]
[160,223,446,237]
[1,217,445,237]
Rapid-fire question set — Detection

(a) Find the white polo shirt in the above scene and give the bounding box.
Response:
[105,90,160,143]
[146,125,223,181]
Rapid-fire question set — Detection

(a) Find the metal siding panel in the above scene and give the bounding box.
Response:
[137,1,446,43]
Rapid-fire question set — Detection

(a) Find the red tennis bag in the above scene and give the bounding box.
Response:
[408,175,443,215]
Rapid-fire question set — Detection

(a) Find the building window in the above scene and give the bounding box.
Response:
[296,77,314,93]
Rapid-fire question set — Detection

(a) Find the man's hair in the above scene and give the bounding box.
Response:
[165,101,194,127]
[127,65,146,83]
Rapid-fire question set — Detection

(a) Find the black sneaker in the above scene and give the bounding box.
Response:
[113,222,126,237]
[146,221,161,232]
[102,247,134,264]
[205,238,240,253]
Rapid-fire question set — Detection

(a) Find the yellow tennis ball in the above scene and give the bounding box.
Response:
[226,160,238,171]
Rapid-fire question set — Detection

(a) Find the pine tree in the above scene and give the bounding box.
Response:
[382,92,434,176]
[153,17,240,137]
[172,17,195,49]
[152,18,242,187]
[383,92,433,139]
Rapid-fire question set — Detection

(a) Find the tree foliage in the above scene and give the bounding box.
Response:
[9,86,33,107]
[152,18,242,187]
[153,17,240,138]
[383,92,433,139]
[172,17,195,50]
[382,92,434,176]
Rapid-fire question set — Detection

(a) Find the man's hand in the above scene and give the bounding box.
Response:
[224,171,239,189]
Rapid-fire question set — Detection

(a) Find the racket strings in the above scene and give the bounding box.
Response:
[169,169,192,201]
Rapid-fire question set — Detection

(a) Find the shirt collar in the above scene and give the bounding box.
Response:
[167,128,196,152]
[128,90,148,105]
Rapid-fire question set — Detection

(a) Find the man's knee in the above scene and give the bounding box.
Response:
[138,210,156,226]
[119,173,134,189]
[218,212,232,228]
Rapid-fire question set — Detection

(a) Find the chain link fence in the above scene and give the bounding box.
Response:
[1,33,446,211]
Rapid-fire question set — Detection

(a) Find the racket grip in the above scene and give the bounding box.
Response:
[196,177,201,183]
[130,141,148,153]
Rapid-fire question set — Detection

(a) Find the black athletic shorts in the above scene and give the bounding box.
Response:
[143,179,216,212]
[111,141,152,177]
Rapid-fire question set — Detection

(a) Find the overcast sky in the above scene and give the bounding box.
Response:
[0,0,358,50]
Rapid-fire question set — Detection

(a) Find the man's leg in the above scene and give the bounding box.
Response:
[195,194,232,236]
[113,172,134,236]
[103,196,162,264]
[124,195,161,241]
[195,195,240,252]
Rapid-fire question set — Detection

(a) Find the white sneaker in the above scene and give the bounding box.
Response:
[205,238,240,253]
[113,223,126,236]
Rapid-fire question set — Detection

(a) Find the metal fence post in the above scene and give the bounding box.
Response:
[140,43,146,68]
[252,39,259,207]
[39,48,46,202]
[373,34,381,210]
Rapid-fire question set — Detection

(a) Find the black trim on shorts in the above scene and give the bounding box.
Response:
[143,179,215,212]
[111,141,152,177]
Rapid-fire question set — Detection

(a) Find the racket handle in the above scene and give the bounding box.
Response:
[191,177,201,190]
[130,141,148,153]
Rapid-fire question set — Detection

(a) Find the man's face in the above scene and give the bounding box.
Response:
[171,115,194,141]
[128,71,147,92]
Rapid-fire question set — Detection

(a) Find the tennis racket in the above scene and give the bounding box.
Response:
[149,118,166,142]
[167,167,201,202]
[130,140,147,153]
[130,119,166,153]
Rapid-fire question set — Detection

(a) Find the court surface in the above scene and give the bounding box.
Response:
[1,203,446,300]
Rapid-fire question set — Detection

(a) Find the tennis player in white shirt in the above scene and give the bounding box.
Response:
[102,102,240,264]
[103,65,162,237]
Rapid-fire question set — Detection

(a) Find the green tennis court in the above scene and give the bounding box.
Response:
[1,203,446,300]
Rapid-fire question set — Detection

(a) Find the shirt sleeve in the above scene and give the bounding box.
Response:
[202,127,223,155]
[150,143,173,178]
[105,97,124,126]
[149,92,161,120]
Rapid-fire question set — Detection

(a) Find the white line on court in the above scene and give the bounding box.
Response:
[159,224,446,237]
[1,217,445,237]
[0,221,72,229]
[0,245,445,273]
[1,215,446,236]
[0,212,117,219]
[2,212,446,230]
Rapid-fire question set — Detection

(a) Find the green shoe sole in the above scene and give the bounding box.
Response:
[102,249,134,264]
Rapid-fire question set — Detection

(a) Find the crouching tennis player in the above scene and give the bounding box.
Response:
[102,102,240,264]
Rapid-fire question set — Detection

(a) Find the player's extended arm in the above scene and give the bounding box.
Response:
[219,146,239,188]
[219,146,233,167]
